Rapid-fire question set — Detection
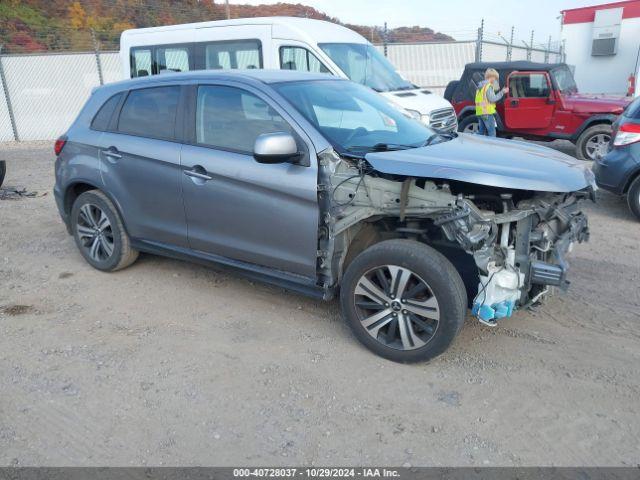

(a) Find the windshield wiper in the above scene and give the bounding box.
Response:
[346,143,416,153]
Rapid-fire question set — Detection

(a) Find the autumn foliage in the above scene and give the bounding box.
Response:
[0,0,453,53]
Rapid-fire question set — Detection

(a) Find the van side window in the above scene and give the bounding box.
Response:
[280,46,330,73]
[117,86,181,141]
[156,46,191,73]
[91,93,123,132]
[131,48,152,78]
[195,85,292,153]
[202,40,262,70]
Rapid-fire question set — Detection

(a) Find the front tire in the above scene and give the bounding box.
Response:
[458,115,479,134]
[340,240,467,363]
[627,175,640,221]
[71,190,138,271]
[576,124,612,161]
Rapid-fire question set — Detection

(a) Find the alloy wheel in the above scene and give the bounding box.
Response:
[353,265,440,351]
[76,203,114,262]
[585,133,611,160]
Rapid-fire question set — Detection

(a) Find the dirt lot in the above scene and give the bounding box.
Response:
[1,142,639,467]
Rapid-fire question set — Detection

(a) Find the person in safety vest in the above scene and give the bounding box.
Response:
[475,68,508,136]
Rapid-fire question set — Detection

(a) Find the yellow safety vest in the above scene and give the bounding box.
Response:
[475,83,497,115]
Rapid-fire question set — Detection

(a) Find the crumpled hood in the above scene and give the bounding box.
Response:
[365,133,595,193]
[562,92,631,114]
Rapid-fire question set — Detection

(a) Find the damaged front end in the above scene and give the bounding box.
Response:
[317,148,591,326]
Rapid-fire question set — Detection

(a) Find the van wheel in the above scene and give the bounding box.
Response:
[576,124,612,161]
[627,175,640,221]
[71,190,138,271]
[0,161,5,188]
[340,240,467,363]
[458,115,479,134]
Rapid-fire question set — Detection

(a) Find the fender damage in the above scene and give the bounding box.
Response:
[317,137,593,326]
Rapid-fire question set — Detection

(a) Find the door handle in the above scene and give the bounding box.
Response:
[184,167,213,182]
[101,148,122,159]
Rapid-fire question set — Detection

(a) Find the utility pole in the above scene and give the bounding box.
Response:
[225,0,230,20]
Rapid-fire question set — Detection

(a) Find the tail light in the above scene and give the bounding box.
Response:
[613,123,640,147]
[54,136,67,156]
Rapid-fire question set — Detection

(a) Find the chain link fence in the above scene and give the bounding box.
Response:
[0,19,563,142]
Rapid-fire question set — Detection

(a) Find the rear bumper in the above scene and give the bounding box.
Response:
[593,146,640,195]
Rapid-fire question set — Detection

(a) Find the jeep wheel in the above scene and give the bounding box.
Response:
[627,175,640,221]
[71,190,138,271]
[0,161,5,188]
[576,124,612,161]
[340,240,467,363]
[458,115,479,134]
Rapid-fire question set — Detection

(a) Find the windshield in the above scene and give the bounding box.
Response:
[552,66,578,94]
[318,43,413,92]
[274,80,438,155]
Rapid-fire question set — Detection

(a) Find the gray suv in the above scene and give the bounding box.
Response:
[54,71,593,363]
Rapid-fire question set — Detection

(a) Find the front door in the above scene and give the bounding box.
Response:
[504,71,555,130]
[179,82,319,278]
[99,85,187,247]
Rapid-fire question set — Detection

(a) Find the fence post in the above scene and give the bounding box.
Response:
[383,22,388,57]
[475,19,484,62]
[91,29,104,86]
[0,45,19,142]
[527,30,534,61]
[507,26,514,61]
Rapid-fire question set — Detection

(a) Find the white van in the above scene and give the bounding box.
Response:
[120,17,457,131]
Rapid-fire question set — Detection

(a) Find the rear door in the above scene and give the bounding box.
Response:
[98,85,188,247]
[504,71,555,130]
[179,81,319,278]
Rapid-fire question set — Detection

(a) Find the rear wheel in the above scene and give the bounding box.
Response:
[71,190,138,271]
[458,115,479,134]
[340,240,467,363]
[627,175,640,221]
[576,124,612,161]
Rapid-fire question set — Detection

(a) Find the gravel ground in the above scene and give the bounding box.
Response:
[0,142,639,467]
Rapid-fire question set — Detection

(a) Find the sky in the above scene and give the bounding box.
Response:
[228,0,607,46]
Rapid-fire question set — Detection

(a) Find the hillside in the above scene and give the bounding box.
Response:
[0,0,454,53]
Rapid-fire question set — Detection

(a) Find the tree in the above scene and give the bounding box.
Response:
[68,1,87,29]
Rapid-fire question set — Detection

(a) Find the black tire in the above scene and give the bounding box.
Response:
[340,239,467,363]
[70,190,138,271]
[0,161,5,188]
[458,114,479,134]
[575,124,612,161]
[627,175,640,221]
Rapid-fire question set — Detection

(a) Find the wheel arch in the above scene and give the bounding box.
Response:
[572,114,616,141]
[64,182,131,236]
[623,166,640,194]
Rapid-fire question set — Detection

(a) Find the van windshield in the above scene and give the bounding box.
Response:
[319,43,413,92]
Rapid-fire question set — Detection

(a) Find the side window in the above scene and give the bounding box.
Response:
[156,46,191,73]
[280,46,330,73]
[196,85,292,153]
[117,86,181,141]
[509,73,550,98]
[91,93,123,131]
[203,40,262,70]
[131,48,152,78]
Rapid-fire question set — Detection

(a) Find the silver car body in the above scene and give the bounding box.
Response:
[54,70,593,324]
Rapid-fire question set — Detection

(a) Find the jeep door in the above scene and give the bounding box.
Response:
[504,71,556,130]
[98,85,188,247]
[179,82,319,278]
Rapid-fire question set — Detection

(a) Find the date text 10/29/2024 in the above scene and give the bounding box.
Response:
[233,469,401,478]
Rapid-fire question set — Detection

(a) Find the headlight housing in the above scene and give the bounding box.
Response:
[405,109,431,126]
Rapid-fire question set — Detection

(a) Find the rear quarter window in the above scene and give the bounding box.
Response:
[626,98,640,119]
[117,86,181,141]
[91,93,123,131]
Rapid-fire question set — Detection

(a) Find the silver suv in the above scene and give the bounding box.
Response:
[54,71,593,363]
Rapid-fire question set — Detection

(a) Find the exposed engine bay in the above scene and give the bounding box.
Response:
[316,148,591,326]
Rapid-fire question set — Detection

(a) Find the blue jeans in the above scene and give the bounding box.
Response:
[477,114,496,137]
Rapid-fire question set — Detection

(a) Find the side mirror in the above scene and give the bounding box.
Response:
[253,132,300,164]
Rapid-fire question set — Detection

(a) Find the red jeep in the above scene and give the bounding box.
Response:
[445,61,632,160]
